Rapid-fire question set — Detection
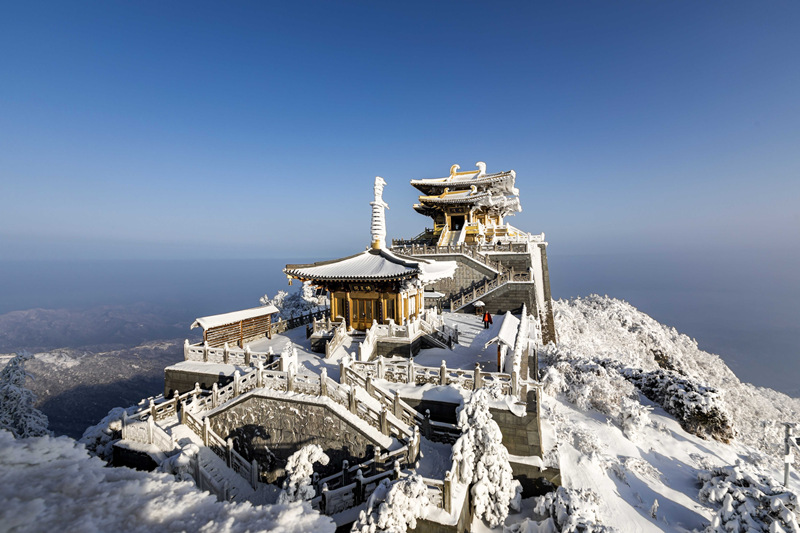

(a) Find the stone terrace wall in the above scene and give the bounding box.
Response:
[209,395,385,482]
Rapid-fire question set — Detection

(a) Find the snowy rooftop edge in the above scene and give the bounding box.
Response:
[191,305,279,330]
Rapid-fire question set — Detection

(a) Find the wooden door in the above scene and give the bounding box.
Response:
[352,298,376,330]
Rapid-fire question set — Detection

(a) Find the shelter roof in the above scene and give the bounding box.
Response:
[191,305,279,330]
[410,170,515,192]
[484,312,520,349]
[416,188,492,206]
[284,249,456,284]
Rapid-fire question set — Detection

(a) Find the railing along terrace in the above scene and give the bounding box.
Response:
[390,243,502,271]
[448,267,533,311]
[184,340,283,369]
[349,356,520,399]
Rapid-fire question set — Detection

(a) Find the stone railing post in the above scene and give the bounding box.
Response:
[184,339,190,361]
[407,360,415,384]
[377,356,385,379]
[380,407,389,436]
[147,416,155,444]
[256,360,264,388]
[223,342,230,365]
[393,393,403,419]
[341,460,349,486]
[423,409,431,439]
[149,398,156,420]
[511,370,518,397]
[443,471,452,513]
[365,375,373,395]
[202,416,210,446]
[439,360,447,386]
[180,400,188,425]
[287,365,295,392]
[349,388,357,415]
[474,363,482,390]
[339,358,349,385]
[226,438,234,468]
[320,368,328,397]
[211,383,219,408]
[250,459,259,489]
[244,345,251,366]
[355,469,365,504]
[203,341,209,363]
[233,370,241,396]
[321,483,329,514]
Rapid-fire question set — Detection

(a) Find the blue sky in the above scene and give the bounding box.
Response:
[1,1,798,262]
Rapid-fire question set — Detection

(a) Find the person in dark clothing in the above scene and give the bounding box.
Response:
[482,311,493,329]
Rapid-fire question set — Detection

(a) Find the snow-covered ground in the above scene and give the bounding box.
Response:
[3,295,799,532]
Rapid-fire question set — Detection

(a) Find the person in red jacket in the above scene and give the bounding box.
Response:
[482,311,493,329]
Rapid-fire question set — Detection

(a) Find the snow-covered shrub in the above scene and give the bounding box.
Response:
[351,474,430,533]
[503,487,615,533]
[452,388,522,528]
[550,295,800,469]
[541,357,649,438]
[79,406,127,461]
[698,462,799,532]
[278,444,330,503]
[621,368,733,442]
[261,282,328,319]
[0,353,50,438]
[158,442,199,482]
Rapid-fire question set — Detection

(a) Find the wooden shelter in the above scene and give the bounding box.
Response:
[191,305,279,347]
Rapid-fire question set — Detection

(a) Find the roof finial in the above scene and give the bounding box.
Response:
[370,176,389,249]
[476,161,486,176]
[449,164,460,179]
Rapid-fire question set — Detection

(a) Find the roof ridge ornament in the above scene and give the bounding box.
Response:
[449,164,460,180]
[476,161,486,177]
[370,176,389,250]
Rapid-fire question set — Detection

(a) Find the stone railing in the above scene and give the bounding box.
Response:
[390,243,502,272]
[184,340,283,369]
[121,412,175,452]
[350,357,520,399]
[184,409,260,490]
[341,363,462,445]
[324,320,348,359]
[448,267,532,311]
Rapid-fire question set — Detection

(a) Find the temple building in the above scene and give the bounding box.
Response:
[392,161,558,345]
[284,177,456,333]
[410,162,524,246]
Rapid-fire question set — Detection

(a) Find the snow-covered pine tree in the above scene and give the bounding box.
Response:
[279,444,330,503]
[0,353,50,438]
[451,388,521,527]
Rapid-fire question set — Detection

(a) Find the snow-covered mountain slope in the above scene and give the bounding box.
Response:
[0,430,335,533]
[520,295,800,532]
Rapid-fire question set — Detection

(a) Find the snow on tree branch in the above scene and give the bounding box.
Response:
[0,353,50,438]
[452,388,521,528]
[351,474,430,533]
[278,444,330,504]
[698,463,799,532]
[261,282,328,319]
[503,487,616,533]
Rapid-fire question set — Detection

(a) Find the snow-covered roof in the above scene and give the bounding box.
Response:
[285,249,456,284]
[410,170,515,189]
[424,291,445,298]
[417,189,492,205]
[191,305,279,330]
[484,312,520,349]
